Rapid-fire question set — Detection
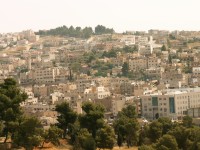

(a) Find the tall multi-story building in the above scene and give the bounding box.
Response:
[33,68,56,84]
[129,57,147,71]
[140,88,200,120]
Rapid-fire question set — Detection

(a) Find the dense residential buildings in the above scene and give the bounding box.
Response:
[1,28,200,126]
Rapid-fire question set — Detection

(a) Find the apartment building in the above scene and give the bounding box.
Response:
[33,84,48,97]
[82,85,111,101]
[33,68,56,84]
[129,57,147,71]
[145,67,163,80]
[140,88,200,120]
[147,56,161,68]
[120,35,135,46]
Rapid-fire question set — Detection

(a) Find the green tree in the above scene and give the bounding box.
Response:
[42,126,63,147]
[82,27,93,38]
[158,117,173,134]
[168,126,190,150]
[55,102,77,138]
[123,46,138,53]
[79,102,105,138]
[155,134,178,150]
[96,125,115,149]
[182,116,193,128]
[102,50,117,58]
[148,121,163,142]
[95,25,114,35]
[0,78,28,143]
[75,128,96,150]
[120,105,137,118]
[114,116,127,147]
[125,119,139,147]
[139,125,151,145]
[161,45,167,51]
[122,62,129,76]
[13,117,43,150]
[36,25,94,38]
[187,128,200,150]
[114,105,139,147]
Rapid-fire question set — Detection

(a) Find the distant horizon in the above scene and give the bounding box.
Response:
[1,24,200,34]
[1,0,200,33]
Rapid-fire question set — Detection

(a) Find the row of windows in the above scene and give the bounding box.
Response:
[159,103,167,106]
[143,108,167,112]
[177,106,188,110]
[176,95,200,99]
[143,98,167,101]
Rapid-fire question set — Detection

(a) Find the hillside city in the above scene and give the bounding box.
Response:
[1,25,200,149]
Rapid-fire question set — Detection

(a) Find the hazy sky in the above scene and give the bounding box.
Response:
[0,0,200,33]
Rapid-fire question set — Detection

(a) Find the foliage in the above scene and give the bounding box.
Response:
[122,62,129,77]
[37,25,114,38]
[187,128,200,150]
[79,102,105,138]
[161,45,167,51]
[36,25,93,39]
[148,121,163,142]
[157,117,173,134]
[101,50,117,58]
[168,126,190,149]
[13,117,43,150]
[123,46,138,53]
[92,62,113,77]
[120,105,137,118]
[114,105,139,147]
[0,78,28,142]
[95,25,114,35]
[75,128,96,150]
[96,125,115,149]
[42,126,63,146]
[55,102,77,138]
[138,125,151,145]
[155,134,178,150]
[182,115,193,128]
[125,119,139,147]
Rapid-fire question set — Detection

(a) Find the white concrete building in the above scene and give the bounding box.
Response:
[140,88,200,120]
[120,35,135,46]
[97,86,111,99]
[141,88,200,119]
